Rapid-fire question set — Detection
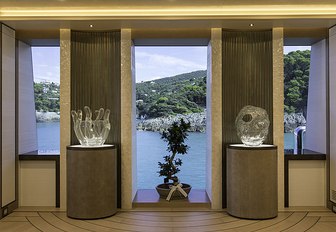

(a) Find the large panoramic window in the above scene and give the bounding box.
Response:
[284,46,311,149]
[32,47,60,153]
[135,46,207,189]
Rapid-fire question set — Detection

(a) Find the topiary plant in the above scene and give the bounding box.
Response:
[158,119,191,184]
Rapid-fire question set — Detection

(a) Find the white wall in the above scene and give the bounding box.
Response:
[19,161,55,207]
[329,25,336,203]
[289,160,326,206]
[18,41,38,154]
[1,24,16,207]
[305,39,327,153]
[131,41,137,203]
[206,40,212,203]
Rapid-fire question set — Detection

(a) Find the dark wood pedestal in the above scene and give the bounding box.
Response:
[227,144,278,219]
[67,145,117,219]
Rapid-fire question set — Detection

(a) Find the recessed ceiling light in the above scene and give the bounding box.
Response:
[89,24,93,28]
[249,23,254,27]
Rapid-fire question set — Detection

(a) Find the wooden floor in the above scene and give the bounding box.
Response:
[1,210,336,232]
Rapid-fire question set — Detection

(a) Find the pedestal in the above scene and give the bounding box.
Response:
[67,145,117,219]
[227,144,278,219]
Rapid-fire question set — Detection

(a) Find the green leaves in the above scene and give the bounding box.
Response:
[284,50,310,114]
[161,119,191,155]
[158,119,191,183]
[136,70,206,119]
[34,82,60,112]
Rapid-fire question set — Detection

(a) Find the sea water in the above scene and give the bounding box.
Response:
[36,122,294,189]
[137,131,206,189]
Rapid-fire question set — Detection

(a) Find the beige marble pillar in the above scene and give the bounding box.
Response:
[121,28,136,209]
[60,28,71,210]
[206,28,222,210]
[272,27,284,210]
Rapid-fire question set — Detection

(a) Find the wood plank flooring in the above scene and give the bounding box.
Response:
[1,210,336,232]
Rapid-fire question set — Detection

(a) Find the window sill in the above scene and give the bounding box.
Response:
[133,189,210,209]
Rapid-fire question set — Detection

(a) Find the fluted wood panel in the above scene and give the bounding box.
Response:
[222,30,273,145]
[70,30,121,207]
[222,30,273,208]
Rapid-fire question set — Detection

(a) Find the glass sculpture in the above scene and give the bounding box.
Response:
[235,105,270,146]
[71,106,110,146]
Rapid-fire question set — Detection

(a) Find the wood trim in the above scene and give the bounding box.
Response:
[0,23,3,218]
[227,144,277,150]
[66,145,115,151]
[14,36,19,212]
[131,28,211,39]
[326,26,332,210]
[0,23,18,218]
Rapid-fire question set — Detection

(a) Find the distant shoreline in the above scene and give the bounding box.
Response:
[36,111,60,122]
[137,112,206,133]
[36,111,305,134]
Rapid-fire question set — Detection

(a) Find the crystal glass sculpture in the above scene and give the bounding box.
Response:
[235,105,270,146]
[71,106,110,146]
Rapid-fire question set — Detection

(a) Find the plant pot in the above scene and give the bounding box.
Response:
[155,183,192,200]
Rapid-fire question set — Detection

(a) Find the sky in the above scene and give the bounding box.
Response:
[31,45,310,84]
[284,46,311,54]
[135,46,207,83]
[32,47,60,84]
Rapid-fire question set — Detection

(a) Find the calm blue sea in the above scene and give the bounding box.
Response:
[36,122,295,189]
[37,122,60,153]
[137,131,206,189]
[284,132,295,149]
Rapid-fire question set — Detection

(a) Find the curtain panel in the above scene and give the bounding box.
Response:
[222,30,273,145]
[222,30,273,208]
[70,30,121,146]
[71,30,121,207]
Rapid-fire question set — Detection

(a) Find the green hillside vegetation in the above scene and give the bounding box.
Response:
[32,51,308,117]
[284,50,310,115]
[136,70,207,118]
[34,82,60,112]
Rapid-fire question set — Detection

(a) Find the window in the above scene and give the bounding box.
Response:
[284,46,311,149]
[32,47,60,153]
[135,46,207,189]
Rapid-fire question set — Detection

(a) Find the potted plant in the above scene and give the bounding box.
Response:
[156,119,192,200]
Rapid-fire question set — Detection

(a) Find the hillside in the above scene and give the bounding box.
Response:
[284,50,310,115]
[136,70,207,119]
[34,82,60,112]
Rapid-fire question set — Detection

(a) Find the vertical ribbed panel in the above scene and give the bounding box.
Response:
[71,31,121,207]
[222,30,273,145]
[222,30,273,208]
[71,31,121,146]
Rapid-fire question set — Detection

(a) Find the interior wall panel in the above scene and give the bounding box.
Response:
[17,41,37,154]
[329,25,336,204]
[1,24,16,207]
[305,39,327,153]
[222,30,273,208]
[70,30,121,207]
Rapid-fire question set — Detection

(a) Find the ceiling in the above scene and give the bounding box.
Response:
[1,0,336,45]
